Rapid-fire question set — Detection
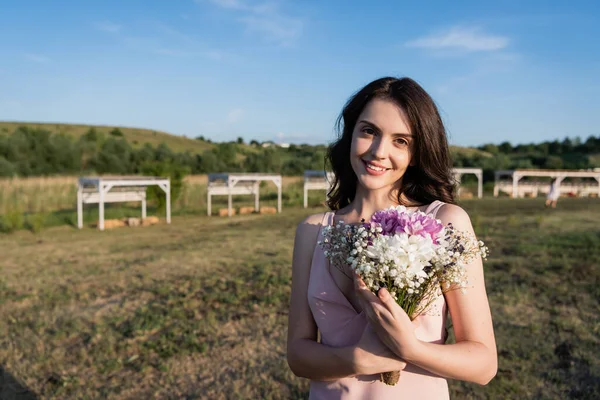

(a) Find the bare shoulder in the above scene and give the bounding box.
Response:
[295,211,328,248]
[298,212,328,228]
[436,203,473,232]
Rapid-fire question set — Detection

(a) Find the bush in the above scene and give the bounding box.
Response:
[24,213,47,233]
[110,128,124,137]
[0,210,24,233]
[140,161,189,213]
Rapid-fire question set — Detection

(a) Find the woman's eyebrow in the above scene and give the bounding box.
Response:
[358,120,381,131]
[358,120,412,136]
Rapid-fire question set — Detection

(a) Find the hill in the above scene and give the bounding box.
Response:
[449,145,492,159]
[0,121,493,158]
[0,121,214,154]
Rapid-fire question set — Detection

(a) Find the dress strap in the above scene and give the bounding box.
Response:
[426,200,446,219]
[318,211,334,235]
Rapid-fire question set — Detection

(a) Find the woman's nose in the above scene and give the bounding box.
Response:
[370,137,388,159]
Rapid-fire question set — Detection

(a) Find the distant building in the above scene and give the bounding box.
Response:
[261,141,290,148]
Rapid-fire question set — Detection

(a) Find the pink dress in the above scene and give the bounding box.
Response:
[307,201,450,400]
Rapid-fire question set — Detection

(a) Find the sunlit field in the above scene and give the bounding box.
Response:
[1,197,599,399]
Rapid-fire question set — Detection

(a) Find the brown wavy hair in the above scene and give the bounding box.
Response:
[326,77,456,210]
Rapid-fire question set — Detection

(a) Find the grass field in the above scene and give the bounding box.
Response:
[1,197,599,399]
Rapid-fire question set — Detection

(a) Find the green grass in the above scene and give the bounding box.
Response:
[0,121,214,154]
[0,197,599,399]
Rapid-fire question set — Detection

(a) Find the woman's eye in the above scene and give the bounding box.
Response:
[362,127,375,135]
[395,138,408,146]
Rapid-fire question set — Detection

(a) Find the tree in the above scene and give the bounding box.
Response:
[479,144,499,154]
[0,156,16,177]
[95,138,133,174]
[110,128,124,137]
[544,156,563,169]
[498,141,512,154]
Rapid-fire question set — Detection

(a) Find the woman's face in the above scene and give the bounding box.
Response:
[350,98,414,194]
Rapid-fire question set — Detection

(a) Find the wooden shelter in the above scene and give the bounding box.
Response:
[303,170,335,208]
[494,169,600,198]
[207,173,282,217]
[453,168,483,199]
[77,176,171,231]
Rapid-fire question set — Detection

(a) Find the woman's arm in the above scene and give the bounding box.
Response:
[356,204,497,385]
[287,214,407,381]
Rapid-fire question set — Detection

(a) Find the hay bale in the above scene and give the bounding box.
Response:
[142,216,160,226]
[260,206,277,214]
[219,208,236,217]
[239,206,255,215]
[124,217,141,227]
[101,219,126,229]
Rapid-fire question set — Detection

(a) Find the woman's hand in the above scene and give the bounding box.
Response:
[353,323,407,376]
[354,275,423,362]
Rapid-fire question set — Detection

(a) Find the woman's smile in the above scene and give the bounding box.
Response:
[362,159,391,176]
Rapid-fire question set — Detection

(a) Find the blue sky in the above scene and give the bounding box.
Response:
[1,0,599,147]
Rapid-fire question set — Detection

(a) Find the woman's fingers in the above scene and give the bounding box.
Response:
[355,276,396,325]
[377,288,401,320]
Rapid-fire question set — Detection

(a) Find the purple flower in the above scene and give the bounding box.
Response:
[370,208,400,235]
[369,207,445,242]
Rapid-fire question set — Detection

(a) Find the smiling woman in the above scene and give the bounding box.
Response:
[327,77,456,212]
[287,77,497,399]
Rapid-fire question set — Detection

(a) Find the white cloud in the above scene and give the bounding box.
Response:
[206,0,246,10]
[94,21,122,33]
[94,18,231,62]
[240,15,302,46]
[206,0,278,14]
[226,108,245,123]
[202,0,303,46]
[23,53,50,63]
[406,26,508,52]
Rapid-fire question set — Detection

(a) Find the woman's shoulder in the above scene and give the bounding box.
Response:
[294,211,331,248]
[298,211,330,227]
[435,203,473,231]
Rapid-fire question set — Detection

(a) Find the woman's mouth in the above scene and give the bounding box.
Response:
[362,159,389,176]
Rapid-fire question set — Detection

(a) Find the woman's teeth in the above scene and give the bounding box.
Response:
[366,162,386,172]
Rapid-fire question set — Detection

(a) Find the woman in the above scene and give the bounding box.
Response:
[287,77,497,399]
[545,179,560,208]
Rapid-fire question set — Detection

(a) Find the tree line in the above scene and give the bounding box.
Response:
[0,126,327,178]
[457,136,600,181]
[0,125,598,180]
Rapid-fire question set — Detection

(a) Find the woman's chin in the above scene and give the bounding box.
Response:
[356,176,392,191]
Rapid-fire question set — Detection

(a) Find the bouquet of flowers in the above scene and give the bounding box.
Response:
[318,205,488,385]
